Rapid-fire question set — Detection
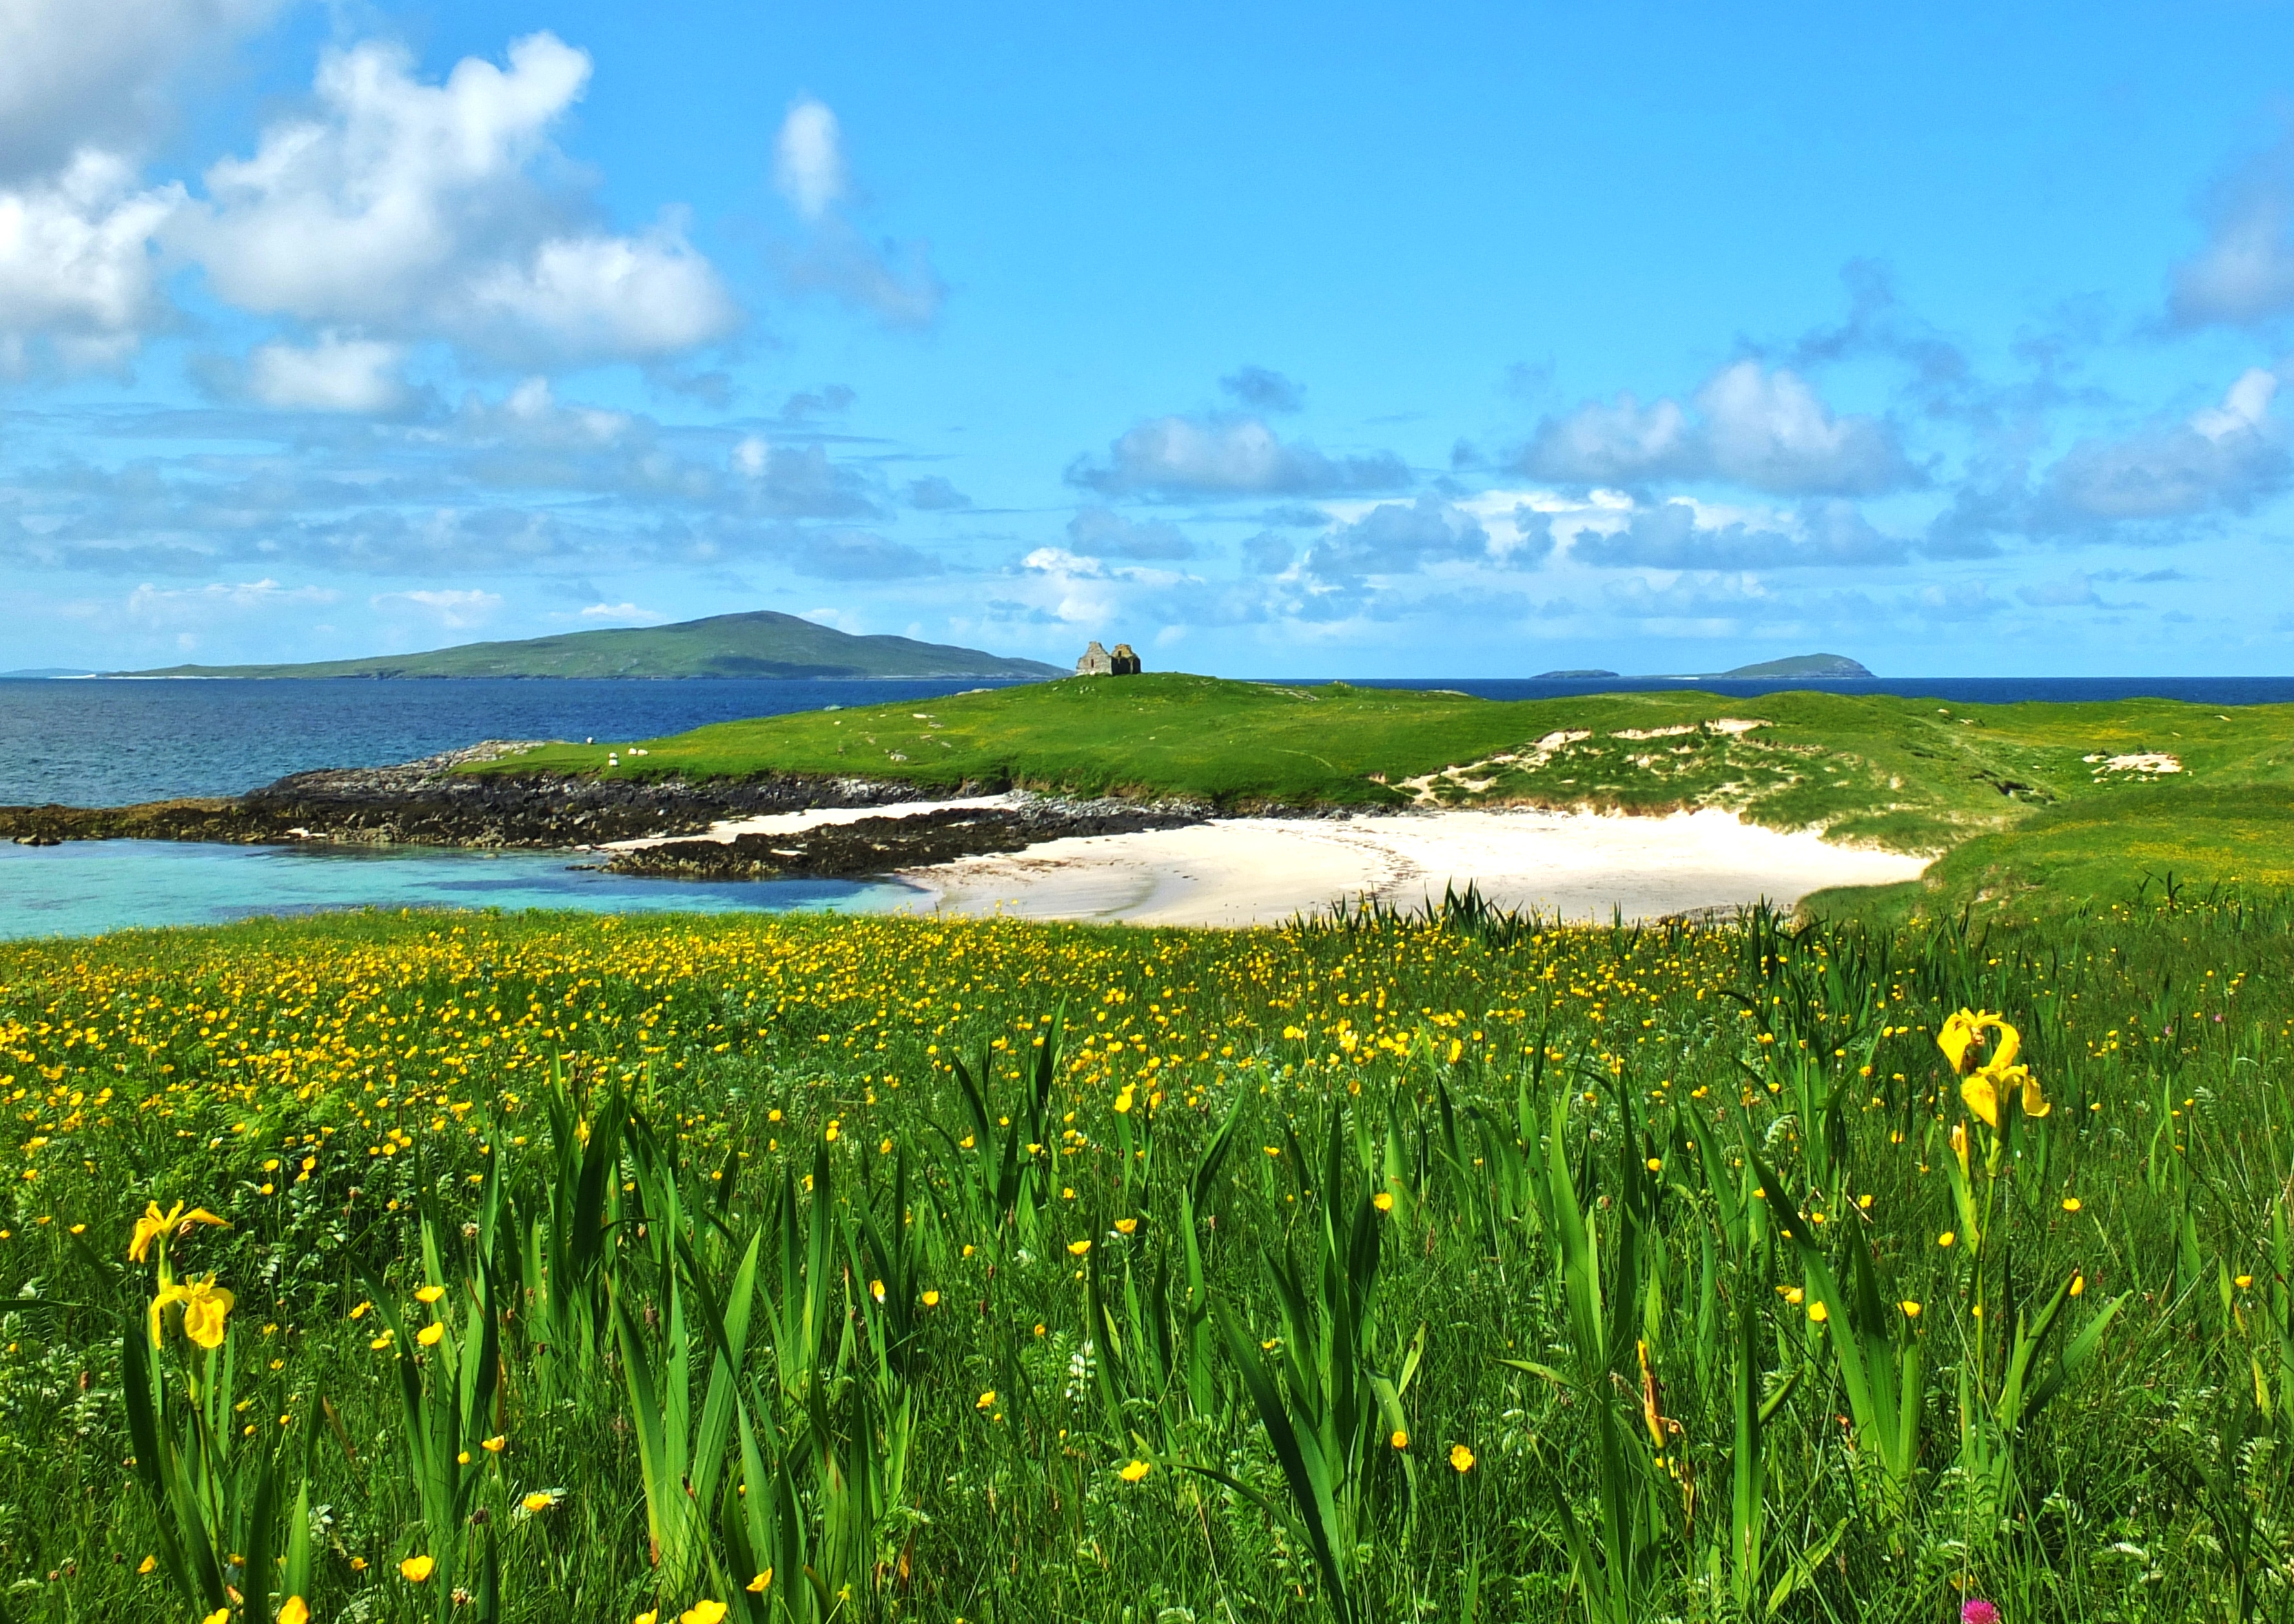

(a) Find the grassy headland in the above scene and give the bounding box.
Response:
[486,673,2294,916]
[0,896,2286,1619]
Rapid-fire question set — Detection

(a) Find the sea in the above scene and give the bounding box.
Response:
[3,672,2289,941]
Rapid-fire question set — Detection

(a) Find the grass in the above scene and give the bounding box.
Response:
[482,673,2294,914]
[1,894,2290,1621]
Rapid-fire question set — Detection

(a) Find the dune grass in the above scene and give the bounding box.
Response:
[1,894,2289,1620]
[482,673,2294,915]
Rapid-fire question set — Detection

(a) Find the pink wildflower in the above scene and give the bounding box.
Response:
[1962,1603,2000,1624]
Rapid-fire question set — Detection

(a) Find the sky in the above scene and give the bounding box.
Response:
[6,3,2294,677]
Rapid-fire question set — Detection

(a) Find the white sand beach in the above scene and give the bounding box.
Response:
[887,807,1929,927]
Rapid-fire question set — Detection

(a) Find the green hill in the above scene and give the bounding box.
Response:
[475,671,2294,916]
[114,610,1065,681]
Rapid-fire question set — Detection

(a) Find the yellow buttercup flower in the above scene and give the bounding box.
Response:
[1390,1428,1409,1448]
[137,1555,157,1575]
[1067,1240,1091,1257]
[682,1601,728,1624]
[1449,1443,1475,1473]
[1371,1191,1395,1213]
[416,1322,445,1347]
[748,1569,773,1592]
[415,1284,445,1304]
[400,1554,435,1582]
[482,1434,507,1453]
[1118,1459,1152,1482]
[1114,1217,1140,1235]
[202,1610,229,1624]
[279,1598,310,1624]
[524,1490,558,1513]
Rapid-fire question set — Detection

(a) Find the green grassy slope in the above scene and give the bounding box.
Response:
[115,610,1065,680]
[482,673,2294,904]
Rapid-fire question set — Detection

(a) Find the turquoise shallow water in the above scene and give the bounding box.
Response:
[0,840,920,941]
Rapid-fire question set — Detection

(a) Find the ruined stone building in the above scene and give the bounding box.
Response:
[1076,641,1143,675]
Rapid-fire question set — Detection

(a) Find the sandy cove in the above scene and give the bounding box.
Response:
[881,806,1930,927]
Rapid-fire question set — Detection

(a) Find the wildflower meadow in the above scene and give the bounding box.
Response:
[0,894,2287,1622]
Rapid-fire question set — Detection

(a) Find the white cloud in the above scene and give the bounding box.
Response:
[466,223,734,358]
[1695,362,1909,493]
[774,98,845,221]
[125,577,341,624]
[0,151,182,372]
[1070,415,1409,495]
[172,34,737,362]
[1521,362,1912,495]
[1520,393,1694,483]
[246,334,408,412]
[2170,138,2294,327]
[2043,366,2290,521]
[0,0,283,181]
[575,601,666,624]
[768,95,943,327]
[369,588,503,628]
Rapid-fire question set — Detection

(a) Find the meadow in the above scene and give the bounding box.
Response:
[0,893,2288,1623]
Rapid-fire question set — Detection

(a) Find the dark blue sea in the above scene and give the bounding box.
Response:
[3,672,2288,940]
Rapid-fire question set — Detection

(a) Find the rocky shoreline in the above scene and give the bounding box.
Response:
[0,742,1210,882]
[595,800,1205,880]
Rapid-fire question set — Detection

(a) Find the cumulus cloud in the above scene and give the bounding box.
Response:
[1572,499,1908,570]
[2170,135,2294,328]
[905,475,970,510]
[1069,415,1409,497]
[780,224,945,328]
[0,152,182,373]
[773,98,845,221]
[1303,497,1490,578]
[370,587,502,628]
[1220,365,1304,413]
[1065,507,1194,560]
[1519,362,1913,496]
[0,0,283,181]
[171,34,738,364]
[246,334,409,413]
[1519,392,1696,484]
[770,95,943,328]
[2043,367,2289,521]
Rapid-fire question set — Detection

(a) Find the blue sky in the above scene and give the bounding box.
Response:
[6,3,2294,676]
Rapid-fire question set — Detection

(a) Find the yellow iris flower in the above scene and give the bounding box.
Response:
[127,1201,227,1263]
[148,1273,234,1350]
[1938,1009,2019,1076]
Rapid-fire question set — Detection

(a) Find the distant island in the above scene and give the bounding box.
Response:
[109,610,1065,681]
[1531,653,1872,681]
[1710,653,1872,679]
[0,668,96,679]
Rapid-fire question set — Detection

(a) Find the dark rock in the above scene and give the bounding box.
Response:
[602,799,1205,881]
